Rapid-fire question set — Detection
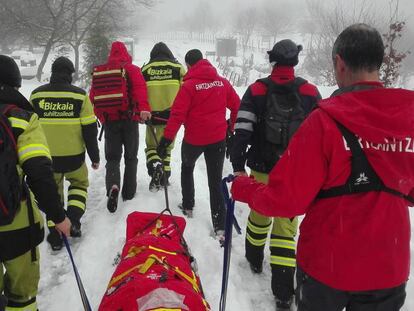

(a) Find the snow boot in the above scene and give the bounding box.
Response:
[149,162,163,193]
[47,227,63,251]
[275,297,293,311]
[249,261,263,274]
[107,185,119,213]
[70,221,82,238]
[177,203,193,218]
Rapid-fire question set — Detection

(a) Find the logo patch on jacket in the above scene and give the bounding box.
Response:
[38,99,75,117]
[195,81,224,91]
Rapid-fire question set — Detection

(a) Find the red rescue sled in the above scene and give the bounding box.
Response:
[99,212,210,311]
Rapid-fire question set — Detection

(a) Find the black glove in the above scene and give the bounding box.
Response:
[157,137,173,159]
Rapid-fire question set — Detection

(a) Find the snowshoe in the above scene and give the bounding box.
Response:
[107,185,119,213]
[47,227,63,251]
[70,222,82,238]
[149,163,163,193]
[276,298,293,311]
[177,203,193,218]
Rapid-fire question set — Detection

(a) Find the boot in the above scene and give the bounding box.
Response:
[178,203,193,218]
[249,261,263,274]
[107,185,119,213]
[275,297,293,311]
[47,227,63,251]
[149,162,163,192]
[70,221,82,238]
[215,229,225,246]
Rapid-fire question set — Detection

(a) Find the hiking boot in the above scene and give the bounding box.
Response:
[107,185,119,213]
[276,298,293,311]
[160,176,170,188]
[70,222,82,238]
[177,203,193,218]
[149,163,163,193]
[215,229,225,246]
[47,228,63,251]
[249,262,263,274]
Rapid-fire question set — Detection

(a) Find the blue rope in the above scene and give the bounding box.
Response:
[63,235,92,311]
[221,176,242,234]
[219,175,240,311]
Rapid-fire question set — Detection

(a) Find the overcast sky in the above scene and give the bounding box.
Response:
[142,0,414,31]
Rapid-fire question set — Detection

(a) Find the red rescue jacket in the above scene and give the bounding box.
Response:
[163,59,240,145]
[89,41,150,122]
[231,82,414,291]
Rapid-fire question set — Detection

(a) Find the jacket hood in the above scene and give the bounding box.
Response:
[150,42,176,61]
[50,72,72,84]
[0,84,33,112]
[184,59,218,82]
[319,82,414,144]
[108,41,132,65]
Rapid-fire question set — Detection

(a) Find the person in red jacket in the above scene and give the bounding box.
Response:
[231,24,414,311]
[90,42,151,211]
[157,49,240,241]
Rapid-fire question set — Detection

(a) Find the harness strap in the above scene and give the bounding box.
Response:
[318,121,414,203]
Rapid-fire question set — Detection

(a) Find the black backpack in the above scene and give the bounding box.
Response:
[0,104,21,225]
[257,77,308,168]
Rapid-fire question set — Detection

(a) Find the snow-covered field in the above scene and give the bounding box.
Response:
[18,38,413,311]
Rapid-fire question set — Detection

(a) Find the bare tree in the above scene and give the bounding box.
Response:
[303,0,382,85]
[380,0,410,86]
[259,0,294,44]
[2,0,76,81]
[65,0,117,81]
[0,0,157,81]
[234,6,258,58]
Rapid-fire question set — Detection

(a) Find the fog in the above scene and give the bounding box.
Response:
[0,0,412,85]
[141,0,414,33]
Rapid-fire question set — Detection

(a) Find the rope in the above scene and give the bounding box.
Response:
[63,235,92,311]
[219,175,240,311]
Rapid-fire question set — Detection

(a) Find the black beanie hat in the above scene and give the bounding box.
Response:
[185,49,203,66]
[52,57,75,74]
[0,55,22,88]
[267,39,303,66]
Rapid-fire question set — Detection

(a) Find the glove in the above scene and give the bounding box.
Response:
[157,137,173,159]
[230,175,258,204]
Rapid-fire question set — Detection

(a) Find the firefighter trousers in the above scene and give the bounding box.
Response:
[47,162,89,229]
[145,125,174,178]
[104,120,139,200]
[245,170,298,302]
[0,249,39,311]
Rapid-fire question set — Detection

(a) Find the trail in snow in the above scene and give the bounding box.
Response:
[17,37,413,311]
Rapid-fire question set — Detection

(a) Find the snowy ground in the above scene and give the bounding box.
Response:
[17,38,414,311]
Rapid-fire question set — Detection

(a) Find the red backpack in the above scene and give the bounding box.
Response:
[91,63,131,122]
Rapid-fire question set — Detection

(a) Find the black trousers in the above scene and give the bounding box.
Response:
[296,267,406,311]
[181,140,226,232]
[104,120,139,200]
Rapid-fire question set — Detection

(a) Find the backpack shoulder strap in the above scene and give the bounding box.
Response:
[293,77,307,89]
[256,77,271,87]
[318,120,414,204]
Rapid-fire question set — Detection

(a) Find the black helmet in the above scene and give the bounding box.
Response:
[0,55,22,88]
[267,39,303,66]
